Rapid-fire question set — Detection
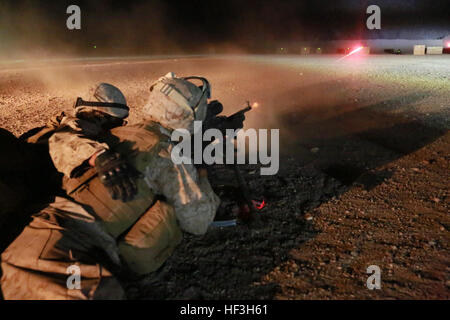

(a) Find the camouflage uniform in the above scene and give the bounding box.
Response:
[1,119,220,299]
[1,75,221,300]
[53,120,220,236]
[1,111,118,300]
[26,111,110,177]
[0,108,103,224]
[1,197,124,300]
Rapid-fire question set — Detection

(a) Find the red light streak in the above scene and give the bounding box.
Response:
[252,199,266,210]
[337,46,364,61]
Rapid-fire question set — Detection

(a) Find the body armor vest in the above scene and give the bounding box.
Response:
[62,122,169,238]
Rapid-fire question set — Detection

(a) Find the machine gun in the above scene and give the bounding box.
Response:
[203,101,252,135]
[204,101,258,224]
[223,103,252,131]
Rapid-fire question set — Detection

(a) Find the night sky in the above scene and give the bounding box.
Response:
[0,0,448,57]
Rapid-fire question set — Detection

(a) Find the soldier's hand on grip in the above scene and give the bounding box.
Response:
[205,100,224,119]
[94,150,140,202]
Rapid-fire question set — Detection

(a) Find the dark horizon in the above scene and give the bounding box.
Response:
[0,0,448,58]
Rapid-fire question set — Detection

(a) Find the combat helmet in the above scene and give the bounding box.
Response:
[143,72,211,133]
[74,83,129,119]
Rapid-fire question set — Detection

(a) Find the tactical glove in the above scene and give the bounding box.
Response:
[205,100,224,119]
[94,150,140,202]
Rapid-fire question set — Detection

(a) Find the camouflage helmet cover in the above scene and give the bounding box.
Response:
[143,72,211,132]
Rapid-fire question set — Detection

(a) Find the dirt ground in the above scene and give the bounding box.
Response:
[0,54,449,299]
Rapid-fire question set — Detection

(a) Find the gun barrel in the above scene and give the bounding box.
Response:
[229,105,252,118]
[240,106,252,114]
[237,106,252,113]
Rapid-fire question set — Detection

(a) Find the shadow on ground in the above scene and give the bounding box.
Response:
[277,87,445,189]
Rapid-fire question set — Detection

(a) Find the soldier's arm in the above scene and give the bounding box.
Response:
[143,144,220,235]
[48,116,109,177]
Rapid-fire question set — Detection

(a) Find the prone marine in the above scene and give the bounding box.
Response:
[0,72,228,299]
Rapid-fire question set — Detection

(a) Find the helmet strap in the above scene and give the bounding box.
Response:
[74,97,130,111]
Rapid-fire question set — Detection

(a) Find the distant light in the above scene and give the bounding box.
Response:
[337,46,364,61]
[93,45,97,49]
[447,42,450,48]
[349,46,364,55]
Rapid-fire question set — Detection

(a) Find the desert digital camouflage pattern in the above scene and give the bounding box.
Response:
[0,197,125,300]
[59,120,220,237]
[48,82,129,177]
[47,113,109,177]
[143,72,209,134]
[26,111,109,177]
[1,120,220,299]
[114,121,220,236]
